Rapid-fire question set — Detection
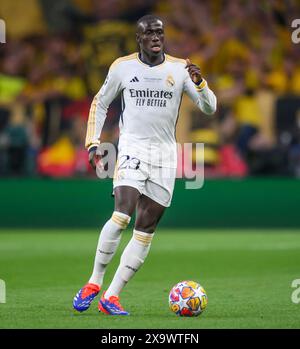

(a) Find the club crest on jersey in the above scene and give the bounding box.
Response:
[166,75,175,87]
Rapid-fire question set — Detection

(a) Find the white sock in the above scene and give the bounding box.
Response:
[88,211,131,286]
[105,229,154,298]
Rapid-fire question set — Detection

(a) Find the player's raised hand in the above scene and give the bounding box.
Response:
[88,148,104,171]
[185,58,202,84]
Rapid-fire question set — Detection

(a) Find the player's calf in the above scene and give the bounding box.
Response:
[88,211,131,286]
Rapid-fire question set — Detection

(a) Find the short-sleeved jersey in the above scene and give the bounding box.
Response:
[86,52,217,168]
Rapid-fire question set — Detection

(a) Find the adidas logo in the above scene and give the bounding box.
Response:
[98,249,114,255]
[125,265,138,272]
[130,76,139,82]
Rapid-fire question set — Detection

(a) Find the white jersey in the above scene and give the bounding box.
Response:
[86,52,217,168]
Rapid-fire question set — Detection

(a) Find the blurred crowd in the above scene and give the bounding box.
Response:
[0,0,300,178]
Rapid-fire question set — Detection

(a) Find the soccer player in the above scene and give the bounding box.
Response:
[73,14,216,315]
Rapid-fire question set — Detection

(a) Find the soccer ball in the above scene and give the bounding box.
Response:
[169,280,208,317]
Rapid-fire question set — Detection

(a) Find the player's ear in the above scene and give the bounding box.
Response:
[136,32,141,45]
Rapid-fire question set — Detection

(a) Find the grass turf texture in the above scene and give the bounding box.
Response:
[0,229,300,329]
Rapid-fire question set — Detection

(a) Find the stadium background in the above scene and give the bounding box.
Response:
[0,0,300,329]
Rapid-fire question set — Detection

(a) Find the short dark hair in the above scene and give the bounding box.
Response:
[136,14,163,28]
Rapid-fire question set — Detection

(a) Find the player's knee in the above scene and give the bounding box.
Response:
[135,210,158,233]
[111,211,131,230]
[134,224,156,234]
[114,202,133,216]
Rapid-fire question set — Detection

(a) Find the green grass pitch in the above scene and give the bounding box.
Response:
[0,229,300,329]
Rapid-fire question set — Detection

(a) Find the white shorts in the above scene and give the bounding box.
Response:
[113,155,176,207]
